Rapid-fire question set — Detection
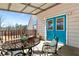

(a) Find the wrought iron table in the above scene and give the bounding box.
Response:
[1,36,40,56]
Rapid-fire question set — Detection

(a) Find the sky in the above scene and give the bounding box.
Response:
[0,10,32,27]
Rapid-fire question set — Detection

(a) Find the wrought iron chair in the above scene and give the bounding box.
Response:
[41,35,59,56]
[0,38,13,56]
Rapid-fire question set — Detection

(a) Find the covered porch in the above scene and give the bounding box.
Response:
[0,3,79,56]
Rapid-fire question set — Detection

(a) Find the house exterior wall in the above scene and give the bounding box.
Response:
[37,3,79,48]
[27,16,33,30]
[27,15,37,30]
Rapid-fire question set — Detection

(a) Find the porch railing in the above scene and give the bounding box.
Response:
[0,29,35,43]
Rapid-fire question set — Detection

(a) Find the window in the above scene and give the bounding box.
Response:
[56,18,64,30]
[47,20,54,30]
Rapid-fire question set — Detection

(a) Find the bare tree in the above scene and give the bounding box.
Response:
[0,16,4,29]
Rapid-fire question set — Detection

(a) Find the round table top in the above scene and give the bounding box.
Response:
[2,36,40,51]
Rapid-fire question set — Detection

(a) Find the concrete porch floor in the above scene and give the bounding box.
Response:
[11,40,64,56]
[13,41,79,56]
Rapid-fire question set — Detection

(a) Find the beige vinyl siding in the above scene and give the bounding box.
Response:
[37,19,45,39]
[37,4,79,48]
[68,15,79,48]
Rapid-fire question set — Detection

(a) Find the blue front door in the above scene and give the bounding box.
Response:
[46,18,55,41]
[47,15,66,44]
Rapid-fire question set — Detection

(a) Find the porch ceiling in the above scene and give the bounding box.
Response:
[0,3,60,15]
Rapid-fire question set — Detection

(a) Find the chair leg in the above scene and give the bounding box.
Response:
[52,51,58,56]
[27,47,33,56]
